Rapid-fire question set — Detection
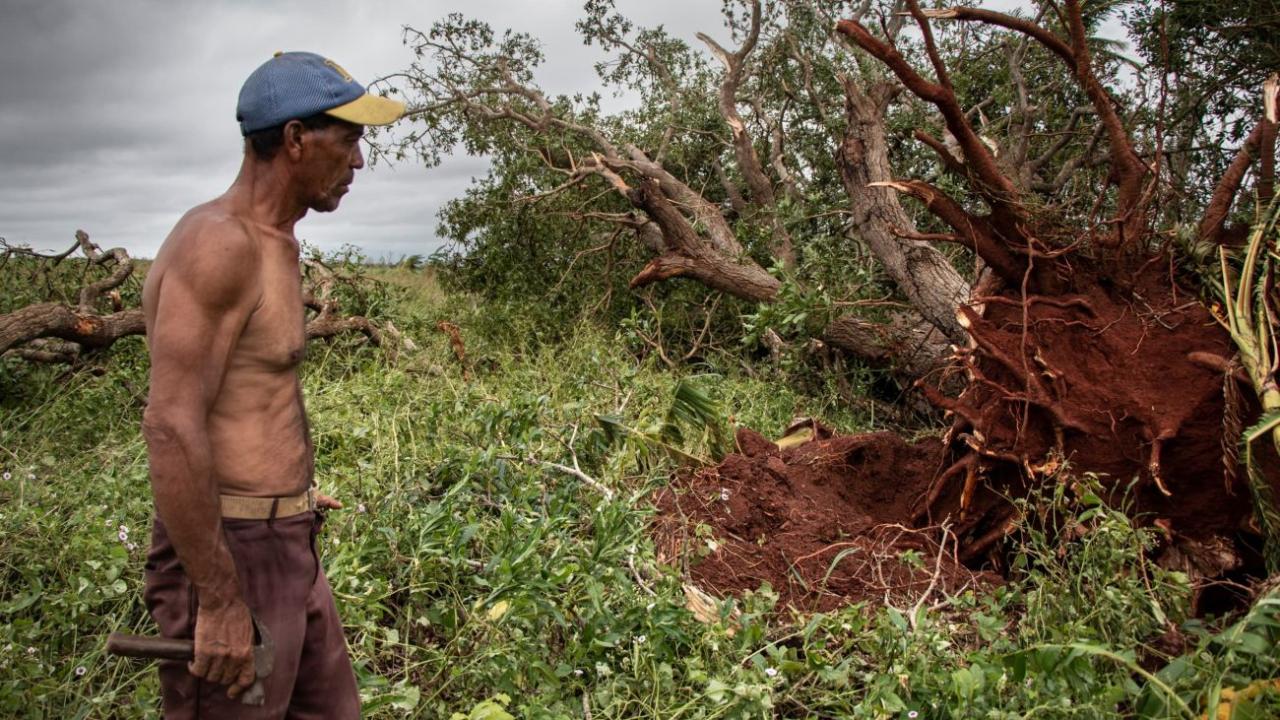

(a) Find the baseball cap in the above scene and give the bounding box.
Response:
[236,51,405,135]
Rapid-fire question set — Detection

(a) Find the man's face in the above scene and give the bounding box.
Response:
[297,120,365,213]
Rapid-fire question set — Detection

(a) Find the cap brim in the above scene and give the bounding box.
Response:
[324,93,405,127]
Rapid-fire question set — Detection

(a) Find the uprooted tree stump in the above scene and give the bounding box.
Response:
[830,0,1280,586]
[656,1,1278,613]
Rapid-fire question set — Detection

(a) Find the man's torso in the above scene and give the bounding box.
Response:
[143,199,313,497]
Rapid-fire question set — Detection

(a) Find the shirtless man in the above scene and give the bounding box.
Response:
[140,52,403,718]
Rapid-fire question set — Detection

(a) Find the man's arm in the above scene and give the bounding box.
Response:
[141,218,261,698]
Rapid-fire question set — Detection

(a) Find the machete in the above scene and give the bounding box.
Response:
[106,616,274,707]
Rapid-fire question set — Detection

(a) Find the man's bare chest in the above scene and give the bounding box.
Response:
[233,265,306,372]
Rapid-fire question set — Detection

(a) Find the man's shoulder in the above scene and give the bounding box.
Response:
[154,204,262,307]
[165,203,259,262]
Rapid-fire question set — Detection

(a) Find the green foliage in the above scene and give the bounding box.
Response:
[597,373,731,468]
[3,268,1278,718]
[1124,0,1278,215]
[451,693,514,720]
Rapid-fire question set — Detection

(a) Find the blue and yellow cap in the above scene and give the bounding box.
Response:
[236,51,405,135]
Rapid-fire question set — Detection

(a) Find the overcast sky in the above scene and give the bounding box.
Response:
[0,1,1107,261]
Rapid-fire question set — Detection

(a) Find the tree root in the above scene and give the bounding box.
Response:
[916,453,977,524]
[970,294,1097,317]
[960,506,1021,562]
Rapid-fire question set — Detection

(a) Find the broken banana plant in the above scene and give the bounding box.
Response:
[1217,199,1280,572]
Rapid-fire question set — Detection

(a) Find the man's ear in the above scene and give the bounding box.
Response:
[283,120,307,161]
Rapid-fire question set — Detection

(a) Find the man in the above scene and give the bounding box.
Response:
[140,52,404,718]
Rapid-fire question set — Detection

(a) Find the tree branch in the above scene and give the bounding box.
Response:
[868,180,1024,282]
[1198,118,1270,244]
[920,6,1075,69]
[696,0,795,269]
[837,7,1025,236]
[921,1,1149,245]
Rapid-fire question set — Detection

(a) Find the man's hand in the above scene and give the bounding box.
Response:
[190,598,256,699]
[316,492,343,510]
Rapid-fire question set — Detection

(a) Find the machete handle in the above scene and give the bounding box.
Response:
[105,631,266,707]
[106,632,194,662]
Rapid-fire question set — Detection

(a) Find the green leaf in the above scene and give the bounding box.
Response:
[455,695,512,720]
[391,685,420,711]
[706,679,730,703]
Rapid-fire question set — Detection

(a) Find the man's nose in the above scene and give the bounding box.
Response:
[351,143,365,170]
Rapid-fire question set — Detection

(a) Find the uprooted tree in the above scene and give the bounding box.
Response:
[836,0,1278,578]
[388,0,1279,589]
[0,231,408,366]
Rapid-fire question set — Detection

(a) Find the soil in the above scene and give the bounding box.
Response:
[653,262,1279,614]
[652,427,996,612]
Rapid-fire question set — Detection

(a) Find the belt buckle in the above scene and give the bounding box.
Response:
[306,488,317,513]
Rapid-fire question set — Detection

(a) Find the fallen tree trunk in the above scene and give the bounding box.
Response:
[835,76,971,346]
[0,303,145,355]
[2,231,408,365]
[823,312,951,380]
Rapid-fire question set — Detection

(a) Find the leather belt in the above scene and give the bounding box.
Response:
[220,488,316,520]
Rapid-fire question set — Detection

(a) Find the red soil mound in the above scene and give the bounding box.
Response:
[653,427,994,612]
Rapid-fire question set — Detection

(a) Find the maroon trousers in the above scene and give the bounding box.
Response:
[143,512,360,719]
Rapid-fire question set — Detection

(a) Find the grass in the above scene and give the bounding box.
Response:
[1,267,1278,718]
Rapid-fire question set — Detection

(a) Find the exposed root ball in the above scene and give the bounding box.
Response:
[929,265,1256,560]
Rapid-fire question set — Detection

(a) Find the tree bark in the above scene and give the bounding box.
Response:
[627,180,782,301]
[823,312,952,379]
[836,79,971,345]
[0,303,145,355]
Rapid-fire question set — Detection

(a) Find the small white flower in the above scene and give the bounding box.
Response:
[25,647,36,655]
[26,474,34,481]
[719,487,730,502]
[634,634,646,644]
[907,712,919,719]
[573,669,584,677]
[118,525,128,533]
[117,531,129,542]
[764,667,778,678]
[126,543,137,551]
[2,472,10,481]
[75,666,86,676]
[357,503,367,514]
[332,537,339,546]
[645,602,656,611]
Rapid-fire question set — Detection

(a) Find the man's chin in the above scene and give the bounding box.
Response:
[310,197,342,213]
